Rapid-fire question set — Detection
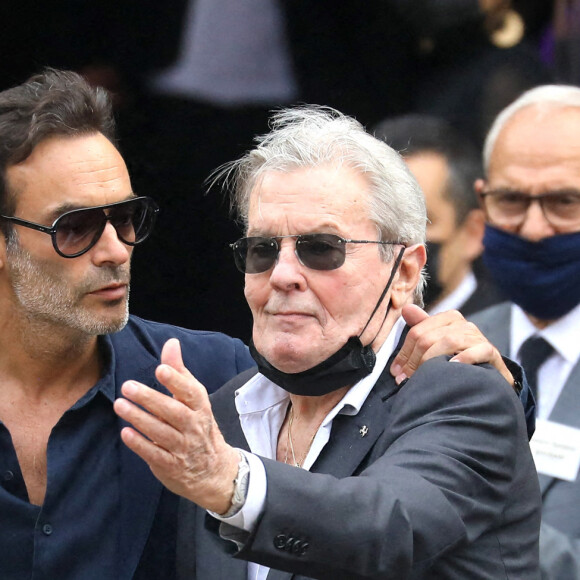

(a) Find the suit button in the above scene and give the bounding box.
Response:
[292,540,309,556]
[274,534,288,550]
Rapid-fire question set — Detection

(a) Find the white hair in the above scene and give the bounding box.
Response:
[483,85,580,172]
[213,105,427,302]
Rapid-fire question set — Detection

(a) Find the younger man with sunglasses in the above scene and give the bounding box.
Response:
[116,106,541,579]
[0,68,256,580]
[0,70,521,579]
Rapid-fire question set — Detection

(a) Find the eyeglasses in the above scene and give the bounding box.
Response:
[479,189,580,230]
[230,233,401,273]
[0,196,159,258]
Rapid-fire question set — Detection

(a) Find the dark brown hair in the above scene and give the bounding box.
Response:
[0,68,116,229]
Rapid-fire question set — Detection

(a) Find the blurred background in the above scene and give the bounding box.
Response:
[2,0,573,341]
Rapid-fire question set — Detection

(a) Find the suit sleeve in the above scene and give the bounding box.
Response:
[502,354,536,439]
[234,358,539,579]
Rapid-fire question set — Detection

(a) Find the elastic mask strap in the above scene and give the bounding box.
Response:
[357,245,406,341]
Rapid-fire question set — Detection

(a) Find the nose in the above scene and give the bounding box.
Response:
[91,222,131,266]
[268,239,307,291]
[517,200,556,242]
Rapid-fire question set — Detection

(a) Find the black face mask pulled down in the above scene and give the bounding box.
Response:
[249,247,406,396]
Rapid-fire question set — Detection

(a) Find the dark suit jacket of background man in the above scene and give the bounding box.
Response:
[470,302,580,580]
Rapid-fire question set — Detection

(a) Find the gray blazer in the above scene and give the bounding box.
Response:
[471,302,580,580]
[177,341,541,579]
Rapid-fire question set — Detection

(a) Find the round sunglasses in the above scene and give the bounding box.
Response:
[0,196,159,258]
[230,233,402,273]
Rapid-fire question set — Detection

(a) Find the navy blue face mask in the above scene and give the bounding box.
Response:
[250,247,405,396]
[482,224,580,320]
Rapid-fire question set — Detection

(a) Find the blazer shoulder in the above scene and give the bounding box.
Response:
[400,355,526,437]
[468,301,512,327]
[110,315,255,393]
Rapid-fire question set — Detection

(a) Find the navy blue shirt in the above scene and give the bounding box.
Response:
[0,340,121,579]
[0,316,256,580]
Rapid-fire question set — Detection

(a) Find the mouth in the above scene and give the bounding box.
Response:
[89,283,128,301]
[270,311,315,323]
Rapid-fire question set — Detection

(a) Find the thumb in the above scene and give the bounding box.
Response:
[158,338,207,406]
[160,338,189,376]
[401,303,429,327]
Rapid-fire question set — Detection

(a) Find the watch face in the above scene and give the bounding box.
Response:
[222,452,251,517]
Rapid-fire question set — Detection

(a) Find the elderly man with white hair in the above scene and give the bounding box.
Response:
[115,106,541,579]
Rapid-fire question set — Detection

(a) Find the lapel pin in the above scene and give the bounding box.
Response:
[360,425,368,437]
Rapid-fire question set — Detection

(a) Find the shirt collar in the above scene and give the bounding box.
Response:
[70,336,116,409]
[511,301,580,365]
[428,270,476,316]
[235,316,407,418]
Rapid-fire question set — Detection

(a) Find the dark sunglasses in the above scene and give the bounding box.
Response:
[230,233,401,273]
[0,196,159,258]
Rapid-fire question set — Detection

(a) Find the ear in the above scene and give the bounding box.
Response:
[0,233,6,270]
[390,243,426,309]
[458,208,485,261]
[474,178,486,207]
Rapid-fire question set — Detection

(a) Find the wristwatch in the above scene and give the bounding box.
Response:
[220,450,250,518]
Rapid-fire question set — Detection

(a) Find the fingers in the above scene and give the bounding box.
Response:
[114,384,185,485]
[390,306,514,386]
[448,342,495,365]
[114,379,240,512]
[119,421,172,469]
[389,309,515,386]
[391,309,466,383]
[450,344,514,387]
[114,381,190,448]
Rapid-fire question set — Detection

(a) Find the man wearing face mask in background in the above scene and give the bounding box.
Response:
[470,85,580,580]
[373,114,505,315]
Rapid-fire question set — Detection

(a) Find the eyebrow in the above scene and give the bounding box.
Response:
[247,225,343,237]
[486,187,580,196]
[46,194,138,222]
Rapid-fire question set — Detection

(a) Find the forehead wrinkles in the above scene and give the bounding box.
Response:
[67,163,127,188]
[9,137,127,188]
[249,166,368,223]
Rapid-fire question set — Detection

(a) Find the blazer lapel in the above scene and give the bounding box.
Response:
[113,345,167,579]
[311,378,397,478]
[119,418,165,578]
[263,383,396,580]
[310,345,403,478]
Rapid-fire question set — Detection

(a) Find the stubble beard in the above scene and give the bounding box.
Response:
[7,241,130,336]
